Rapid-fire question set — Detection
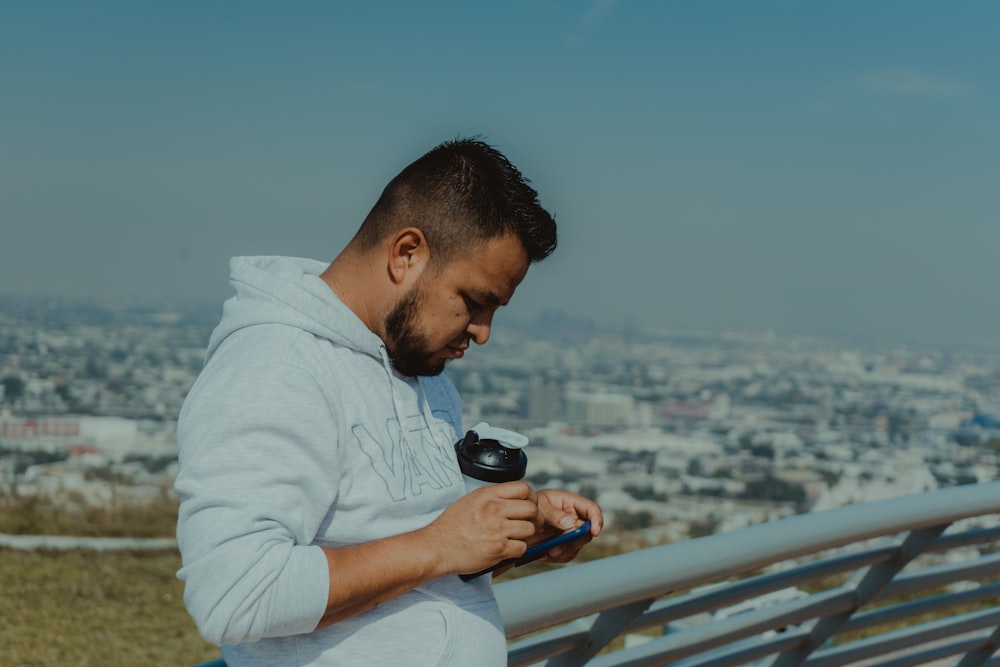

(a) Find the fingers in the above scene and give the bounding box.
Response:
[488,482,543,530]
[567,498,603,536]
[427,487,547,575]
[543,550,576,564]
[526,489,605,567]
[493,480,537,502]
[537,489,604,536]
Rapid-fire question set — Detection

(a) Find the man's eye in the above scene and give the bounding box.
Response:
[463,296,484,312]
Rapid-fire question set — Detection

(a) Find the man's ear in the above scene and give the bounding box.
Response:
[387,227,430,286]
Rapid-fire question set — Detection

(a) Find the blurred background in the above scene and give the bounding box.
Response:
[3,0,999,344]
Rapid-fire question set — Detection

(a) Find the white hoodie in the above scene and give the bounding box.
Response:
[175,257,506,666]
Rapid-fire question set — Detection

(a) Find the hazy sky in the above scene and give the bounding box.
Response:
[3,2,998,345]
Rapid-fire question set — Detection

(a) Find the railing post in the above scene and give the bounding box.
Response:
[953,626,1000,667]
[544,598,655,666]
[770,523,948,667]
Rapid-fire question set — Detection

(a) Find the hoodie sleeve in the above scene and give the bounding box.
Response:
[175,352,338,646]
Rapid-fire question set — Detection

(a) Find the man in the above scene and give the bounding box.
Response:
[175,138,603,666]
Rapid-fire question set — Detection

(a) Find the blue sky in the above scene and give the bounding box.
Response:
[2,2,998,345]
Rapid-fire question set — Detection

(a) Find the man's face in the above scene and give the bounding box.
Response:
[383,234,530,377]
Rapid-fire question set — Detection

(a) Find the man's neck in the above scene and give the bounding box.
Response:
[320,253,382,337]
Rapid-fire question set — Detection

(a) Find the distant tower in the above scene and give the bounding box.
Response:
[565,391,634,428]
[527,377,561,423]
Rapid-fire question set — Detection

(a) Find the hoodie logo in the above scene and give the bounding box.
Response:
[353,415,462,502]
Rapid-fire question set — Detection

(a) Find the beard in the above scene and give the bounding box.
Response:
[383,286,446,377]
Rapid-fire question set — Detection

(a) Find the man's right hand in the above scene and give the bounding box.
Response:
[418,481,543,576]
[317,481,543,628]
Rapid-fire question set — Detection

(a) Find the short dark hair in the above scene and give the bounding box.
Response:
[354,138,557,264]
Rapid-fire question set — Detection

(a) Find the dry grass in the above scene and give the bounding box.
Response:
[0,490,179,537]
[0,548,219,667]
[1,493,217,666]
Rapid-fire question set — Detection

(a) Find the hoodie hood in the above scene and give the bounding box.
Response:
[206,256,384,363]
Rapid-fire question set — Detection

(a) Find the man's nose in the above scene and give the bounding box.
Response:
[467,314,493,345]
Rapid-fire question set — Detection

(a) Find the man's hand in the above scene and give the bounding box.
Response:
[317,481,541,628]
[529,489,603,564]
[419,481,543,576]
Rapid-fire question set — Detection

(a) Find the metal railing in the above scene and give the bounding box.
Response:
[494,481,1000,666]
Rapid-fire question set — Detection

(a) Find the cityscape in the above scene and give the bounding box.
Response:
[2,294,999,543]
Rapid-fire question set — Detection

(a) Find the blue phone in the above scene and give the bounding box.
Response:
[461,520,592,581]
[517,520,592,565]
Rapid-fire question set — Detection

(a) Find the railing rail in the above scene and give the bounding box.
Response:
[495,481,1000,666]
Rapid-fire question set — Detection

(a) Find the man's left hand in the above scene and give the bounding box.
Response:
[531,489,603,564]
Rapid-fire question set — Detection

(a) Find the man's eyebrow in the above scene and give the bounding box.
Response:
[469,289,507,307]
